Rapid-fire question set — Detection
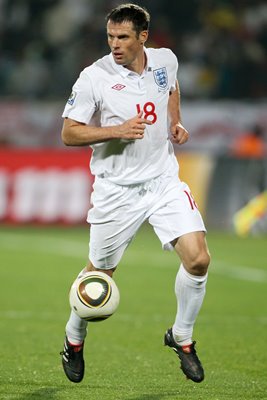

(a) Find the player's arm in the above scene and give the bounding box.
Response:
[61,112,152,146]
[168,80,189,145]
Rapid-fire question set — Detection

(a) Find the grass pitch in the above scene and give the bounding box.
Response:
[0,224,266,400]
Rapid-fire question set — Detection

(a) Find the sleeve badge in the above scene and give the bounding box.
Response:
[67,91,77,106]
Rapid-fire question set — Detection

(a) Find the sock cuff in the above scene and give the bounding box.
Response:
[179,263,208,284]
[68,338,84,347]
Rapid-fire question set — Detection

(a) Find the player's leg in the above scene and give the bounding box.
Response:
[65,262,116,348]
[63,261,115,345]
[164,232,210,383]
[148,178,210,382]
[61,178,147,382]
[61,266,90,383]
[173,231,210,276]
[61,262,117,383]
[172,232,210,345]
[172,231,210,345]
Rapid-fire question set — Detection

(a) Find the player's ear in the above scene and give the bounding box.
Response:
[139,30,148,44]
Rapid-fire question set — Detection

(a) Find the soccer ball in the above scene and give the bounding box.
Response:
[69,271,120,321]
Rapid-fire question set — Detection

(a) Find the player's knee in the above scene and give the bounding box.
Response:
[188,250,210,276]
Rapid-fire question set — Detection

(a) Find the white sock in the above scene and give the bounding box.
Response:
[65,268,88,345]
[66,311,88,344]
[172,263,208,346]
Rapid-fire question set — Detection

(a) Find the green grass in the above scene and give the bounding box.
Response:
[0,224,266,400]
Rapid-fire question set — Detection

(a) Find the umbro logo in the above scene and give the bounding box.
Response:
[112,84,126,91]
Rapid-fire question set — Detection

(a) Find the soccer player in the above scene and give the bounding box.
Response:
[60,3,210,384]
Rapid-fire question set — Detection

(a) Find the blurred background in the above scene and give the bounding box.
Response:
[0,0,267,233]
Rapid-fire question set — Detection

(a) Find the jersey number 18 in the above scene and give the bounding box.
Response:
[136,102,157,124]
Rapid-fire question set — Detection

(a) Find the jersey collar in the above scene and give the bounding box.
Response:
[109,47,154,77]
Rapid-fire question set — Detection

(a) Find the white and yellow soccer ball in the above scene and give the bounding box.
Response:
[69,271,120,321]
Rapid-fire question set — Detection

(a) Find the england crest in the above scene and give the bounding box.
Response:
[67,91,77,106]
[153,67,168,90]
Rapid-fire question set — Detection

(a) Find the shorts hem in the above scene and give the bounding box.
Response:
[162,227,207,251]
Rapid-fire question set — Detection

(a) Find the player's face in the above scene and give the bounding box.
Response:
[107,20,147,71]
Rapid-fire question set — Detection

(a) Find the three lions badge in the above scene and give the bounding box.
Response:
[153,67,168,91]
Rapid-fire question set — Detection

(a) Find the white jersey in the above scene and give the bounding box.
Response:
[62,47,179,185]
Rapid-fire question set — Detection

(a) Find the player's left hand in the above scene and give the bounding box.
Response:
[171,122,189,145]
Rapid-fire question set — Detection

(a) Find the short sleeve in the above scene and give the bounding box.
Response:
[167,49,178,92]
[62,69,97,124]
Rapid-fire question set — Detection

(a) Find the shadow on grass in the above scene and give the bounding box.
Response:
[15,388,179,400]
[129,393,180,400]
[17,388,59,399]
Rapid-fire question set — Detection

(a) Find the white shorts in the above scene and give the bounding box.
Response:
[87,169,206,269]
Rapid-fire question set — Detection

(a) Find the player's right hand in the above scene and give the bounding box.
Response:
[117,111,152,140]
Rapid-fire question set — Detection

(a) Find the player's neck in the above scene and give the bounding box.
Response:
[124,50,147,75]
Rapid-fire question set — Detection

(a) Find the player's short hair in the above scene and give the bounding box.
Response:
[106,3,150,36]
